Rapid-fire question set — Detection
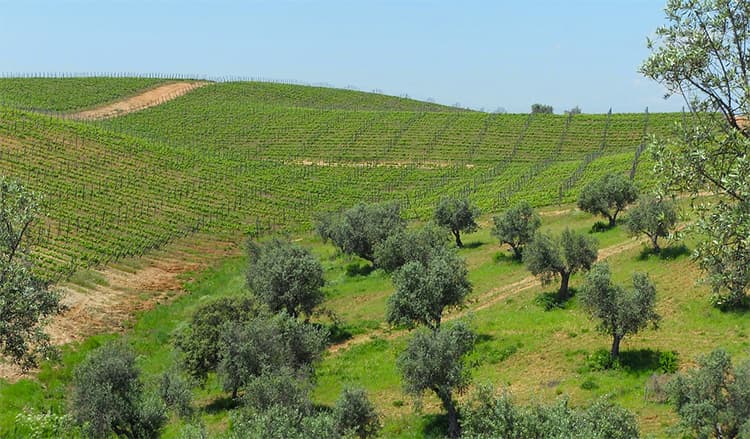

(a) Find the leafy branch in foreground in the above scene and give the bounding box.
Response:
[0,176,63,369]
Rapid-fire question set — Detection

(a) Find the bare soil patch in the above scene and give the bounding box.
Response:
[1,235,239,381]
[71,81,209,120]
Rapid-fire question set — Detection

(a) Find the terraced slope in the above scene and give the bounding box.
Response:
[0,79,681,279]
[0,108,478,278]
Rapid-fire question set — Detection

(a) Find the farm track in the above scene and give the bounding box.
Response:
[70,81,209,120]
[327,236,646,355]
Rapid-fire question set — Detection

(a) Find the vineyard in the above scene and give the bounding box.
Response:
[0,78,681,280]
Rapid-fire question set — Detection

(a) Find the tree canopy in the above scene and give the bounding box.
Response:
[461,385,640,439]
[491,202,542,260]
[626,196,679,252]
[398,322,475,438]
[386,246,471,331]
[0,176,63,369]
[434,197,480,248]
[246,238,324,319]
[579,263,660,360]
[641,0,750,308]
[373,223,449,273]
[577,173,638,228]
[669,349,750,439]
[531,103,554,114]
[72,341,166,439]
[175,296,262,381]
[218,312,328,398]
[317,202,405,263]
[523,228,598,300]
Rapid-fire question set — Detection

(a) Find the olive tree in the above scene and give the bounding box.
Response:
[669,349,750,439]
[523,228,598,301]
[373,223,449,273]
[71,341,166,439]
[491,202,542,260]
[461,385,640,439]
[386,246,471,331]
[175,296,262,381]
[641,0,750,309]
[626,196,678,252]
[246,238,324,320]
[397,321,475,439]
[434,197,480,248]
[577,173,638,229]
[531,104,554,114]
[317,202,405,263]
[579,263,660,360]
[333,387,381,439]
[218,313,328,399]
[0,177,63,369]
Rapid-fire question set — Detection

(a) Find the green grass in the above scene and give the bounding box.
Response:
[0,78,716,437]
[2,205,743,438]
[0,77,170,112]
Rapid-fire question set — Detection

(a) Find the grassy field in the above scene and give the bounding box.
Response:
[1,203,747,438]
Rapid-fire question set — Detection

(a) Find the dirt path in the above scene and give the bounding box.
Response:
[0,235,239,381]
[71,81,209,120]
[327,237,646,355]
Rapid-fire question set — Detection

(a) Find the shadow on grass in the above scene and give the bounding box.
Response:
[462,240,485,249]
[637,244,690,261]
[535,289,577,311]
[619,349,661,373]
[589,220,619,233]
[475,333,495,344]
[345,262,375,276]
[493,251,523,264]
[204,396,239,413]
[422,413,450,439]
[327,324,354,344]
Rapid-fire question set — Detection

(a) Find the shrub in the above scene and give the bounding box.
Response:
[333,387,381,439]
[658,350,679,374]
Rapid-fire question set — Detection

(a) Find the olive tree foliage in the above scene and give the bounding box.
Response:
[434,197,480,247]
[669,349,750,439]
[230,371,379,439]
[386,246,471,331]
[461,385,640,439]
[641,0,750,308]
[579,263,660,360]
[230,404,339,439]
[531,103,554,114]
[175,296,262,382]
[71,341,167,439]
[523,228,598,301]
[372,223,449,273]
[397,322,476,439]
[626,196,679,252]
[317,202,405,263]
[333,387,381,439]
[577,173,639,228]
[0,177,63,369]
[491,202,542,260]
[246,238,324,320]
[217,312,328,399]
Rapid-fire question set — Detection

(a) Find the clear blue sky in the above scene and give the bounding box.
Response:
[0,0,683,113]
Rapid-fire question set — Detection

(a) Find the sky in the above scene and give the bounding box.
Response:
[0,0,684,113]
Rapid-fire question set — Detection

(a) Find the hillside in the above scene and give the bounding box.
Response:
[0,79,682,279]
[0,77,171,112]
[0,77,698,438]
